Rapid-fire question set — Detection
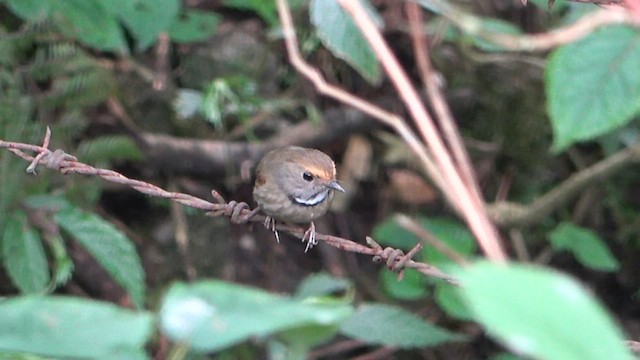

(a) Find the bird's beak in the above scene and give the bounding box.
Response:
[326,180,345,193]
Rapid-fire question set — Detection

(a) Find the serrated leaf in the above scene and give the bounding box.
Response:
[546,26,640,151]
[339,304,464,348]
[101,0,180,51]
[2,214,50,294]
[54,206,145,308]
[49,0,127,52]
[159,281,352,352]
[310,0,382,84]
[549,222,619,271]
[455,262,632,360]
[168,9,220,43]
[0,296,152,359]
[77,135,144,164]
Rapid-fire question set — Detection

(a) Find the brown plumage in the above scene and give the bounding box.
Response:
[253,146,344,250]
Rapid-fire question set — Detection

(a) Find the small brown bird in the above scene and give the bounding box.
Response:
[253,146,344,251]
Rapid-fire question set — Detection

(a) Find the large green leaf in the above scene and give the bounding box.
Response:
[5,0,127,51]
[549,222,619,271]
[339,303,464,348]
[159,281,352,352]
[455,262,631,360]
[102,0,180,51]
[54,205,145,308]
[0,296,152,359]
[2,214,49,294]
[310,0,382,84]
[50,0,127,52]
[546,26,640,151]
[4,0,51,20]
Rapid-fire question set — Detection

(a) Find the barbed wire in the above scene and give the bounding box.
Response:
[0,128,459,285]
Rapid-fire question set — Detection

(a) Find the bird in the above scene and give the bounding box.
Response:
[253,146,344,252]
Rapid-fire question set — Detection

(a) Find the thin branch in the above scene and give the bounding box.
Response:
[418,0,637,52]
[406,1,481,199]
[274,0,448,204]
[334,0,506,261]
[489,141,640,227]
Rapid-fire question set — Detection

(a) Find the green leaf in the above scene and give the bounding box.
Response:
[223,0,278,26]
[434,282,472,320]
[0,296,152,359]
[372,215,419,249]
[294,272,352,299]
[159,281,352,352]
[549,222,619,271]
[4,0,51,20]
[54,205,145,308]
[50,0,127,52]
[168,9,220,43]
[380,269,428,300]
[2,214,50,294]
[77,135,144,164]
[310,0,382,84]
[373,216,476,266]
[340,304,464,348]
[277,323,342,351]
[23,195,71,211]
[546,26,640,151]
[0,352,51,360]
[455,262,632,360]
[102,0,180,51]
[418,217,476,267]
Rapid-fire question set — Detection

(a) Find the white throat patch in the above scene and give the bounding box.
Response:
[295,189,329,206]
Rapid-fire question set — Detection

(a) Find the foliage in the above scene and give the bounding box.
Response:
[546,26,640,151]
[2,0,220,52]
[549,222,620,271]
[310,0,383,84]
[454,262,632,360]
[0,0,639,359]
[2,214,49,294]
[0,296,153,359]
[339,303,464,348]
[54,203,146,308]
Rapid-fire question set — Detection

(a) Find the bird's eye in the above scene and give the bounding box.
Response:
[302,171,314,181]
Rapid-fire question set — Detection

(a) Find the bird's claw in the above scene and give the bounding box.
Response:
[264,216,280,243]
[301,222,318,252]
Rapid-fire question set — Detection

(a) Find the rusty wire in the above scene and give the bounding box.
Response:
[0,128,459,285]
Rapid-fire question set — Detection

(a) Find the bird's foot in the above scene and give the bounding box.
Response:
[263,216,280,243]
[301,222,318,252]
